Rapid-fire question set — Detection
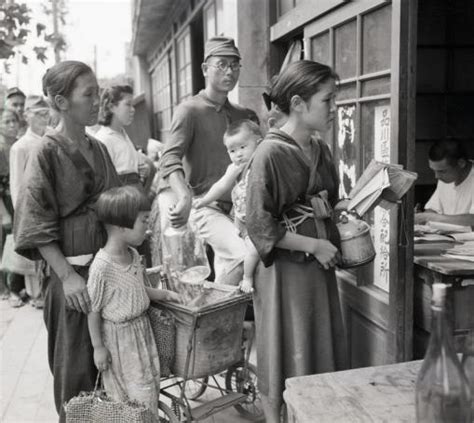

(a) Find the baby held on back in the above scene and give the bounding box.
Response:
[194,119,262,293]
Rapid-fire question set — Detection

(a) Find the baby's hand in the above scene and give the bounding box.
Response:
[165,290,183,304]
[239,277,254,293]
[194,198,204,209]
[93,346,111,371]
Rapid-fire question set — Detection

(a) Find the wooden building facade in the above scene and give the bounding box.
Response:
[131,0,474,369]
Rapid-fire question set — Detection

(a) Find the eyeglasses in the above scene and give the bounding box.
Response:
[208,62,242,72]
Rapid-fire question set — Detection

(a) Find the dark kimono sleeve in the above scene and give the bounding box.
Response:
[13,145,60,260]
[246,143,301,267]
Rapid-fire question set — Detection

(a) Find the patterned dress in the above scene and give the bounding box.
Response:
[231,169,249,237]
[87,247,160,417]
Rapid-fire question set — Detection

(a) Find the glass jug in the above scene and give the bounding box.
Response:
[162,225,211,284]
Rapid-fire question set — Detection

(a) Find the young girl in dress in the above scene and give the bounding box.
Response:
[95,85,155,191]
[194,119,261,293]
[87,185,181,417]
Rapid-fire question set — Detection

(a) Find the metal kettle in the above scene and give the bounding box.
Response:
[336,212,376,268]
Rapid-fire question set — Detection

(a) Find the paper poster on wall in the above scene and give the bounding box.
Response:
[373,105,391,292]
[337,105,357,199]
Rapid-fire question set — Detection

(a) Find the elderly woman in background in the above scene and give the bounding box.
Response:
[0,106,26,307]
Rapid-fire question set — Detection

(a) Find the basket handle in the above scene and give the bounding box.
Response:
[96,369,131,402]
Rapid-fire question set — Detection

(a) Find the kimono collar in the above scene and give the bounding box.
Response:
[43,128,95,184]
[198,89,231,113]
[267,128,321,151]
[266,128,323,169]
[43,128,91,149]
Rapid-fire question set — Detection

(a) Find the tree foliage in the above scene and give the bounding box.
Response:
[0,1,67,73]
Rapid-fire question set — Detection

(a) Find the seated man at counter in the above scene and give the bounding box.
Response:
[415,139,474,228]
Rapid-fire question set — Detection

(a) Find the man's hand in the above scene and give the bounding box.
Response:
[62,271,91,313]
[168,196,192,227]
[414,212,436,225]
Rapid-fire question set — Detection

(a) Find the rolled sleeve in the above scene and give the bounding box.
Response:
[159,104,194,180]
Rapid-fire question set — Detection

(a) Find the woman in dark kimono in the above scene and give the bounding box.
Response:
[246,60,348,422]
[13,61,121,422]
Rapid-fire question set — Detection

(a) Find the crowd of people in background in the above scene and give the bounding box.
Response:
[1,35,350,423]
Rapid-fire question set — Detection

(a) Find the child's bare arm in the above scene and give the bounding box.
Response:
[195,164,243,208]
[145,287,182,304]
[88,311,110,370]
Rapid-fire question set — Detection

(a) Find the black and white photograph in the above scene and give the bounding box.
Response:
[1,0,474,422]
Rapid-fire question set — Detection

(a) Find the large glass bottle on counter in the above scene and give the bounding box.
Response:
[162,224,210,284]
[415,283,472,422]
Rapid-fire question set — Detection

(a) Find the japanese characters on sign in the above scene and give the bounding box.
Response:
[373,105,391,292]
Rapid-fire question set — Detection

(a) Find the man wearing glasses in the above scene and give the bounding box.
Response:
[9,95,50,308]
[159,36,258,286]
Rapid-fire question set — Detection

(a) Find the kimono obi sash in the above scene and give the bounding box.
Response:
[281,190,333,239]
[58,203,106,258]
[277,191,341,263]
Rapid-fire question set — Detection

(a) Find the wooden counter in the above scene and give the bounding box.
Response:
[284,360,421,422]
[414,242,474,357]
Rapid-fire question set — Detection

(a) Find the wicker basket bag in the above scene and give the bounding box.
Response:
[145,267,176,377]
[64,373,155,423]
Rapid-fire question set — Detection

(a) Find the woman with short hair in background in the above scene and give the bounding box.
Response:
[96,85,155,192]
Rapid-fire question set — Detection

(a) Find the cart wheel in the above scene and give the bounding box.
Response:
[225,361,264,422]
[170,395,192,422]
[184,377,209,400]
[157,400,179,422]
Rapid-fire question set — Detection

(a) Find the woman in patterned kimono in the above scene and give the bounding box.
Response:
[246,60,348,422]
[13,61,121,422]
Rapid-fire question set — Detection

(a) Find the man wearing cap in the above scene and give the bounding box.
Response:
[159,36,258,286]
[5,87,27,137]
[8,95,50,308]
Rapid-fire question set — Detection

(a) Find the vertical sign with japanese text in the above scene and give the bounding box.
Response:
[373,105,391,292]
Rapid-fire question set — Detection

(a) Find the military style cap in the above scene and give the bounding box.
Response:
[204,36,241,61]
[25,95,49,111]
[6,87,26,99]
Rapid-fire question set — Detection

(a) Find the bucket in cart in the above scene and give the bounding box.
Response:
[151,282,251,379]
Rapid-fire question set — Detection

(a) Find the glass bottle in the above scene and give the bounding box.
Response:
[415,283,472,422]
[162,224,210,284]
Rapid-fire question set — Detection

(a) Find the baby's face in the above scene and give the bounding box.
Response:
[225,132,259,166]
